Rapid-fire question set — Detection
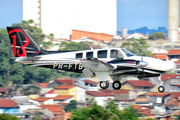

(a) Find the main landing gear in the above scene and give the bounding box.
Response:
[99,81,122,90]
[157,75,165,93]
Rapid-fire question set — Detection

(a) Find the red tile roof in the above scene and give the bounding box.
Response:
[39,104,60,108]
[39,104,64,114]
[0,99,19,108]
[58,103,68,107]
[55,77,77,85]
[171,92,180,98]
[37,83,49,88]
[53,95,74,100]
[84,80,98,84]
[161,74,177,81]
[54,85,76,90]
[86,91,114,97]
[125,80,155,87]
[155,55,166,60]
[176,60,180,64]
[0,87,6,92]
[167,49,180,55]
[34,97,52,102]
[111,89,129,94]
[148,92,170,97]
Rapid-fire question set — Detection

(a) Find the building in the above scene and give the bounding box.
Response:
[0,99,20,114]
[126,33,148,39]
[122,80,155,92]
[168,0,179,42]
[23,0,117,39]
[86,91,114,106]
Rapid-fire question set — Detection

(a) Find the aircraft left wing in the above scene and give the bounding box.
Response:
[80,58,116,81]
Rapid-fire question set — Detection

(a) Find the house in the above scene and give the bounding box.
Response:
[167,49,180,60]
[71,29,113,43]
[53,95,74,104]
[54,85,77,99]
[39,104,64,119]
[54,85,85,102]
[47,77,77,88]
[36,83,54,95]
[147,92,170,104]
[0,87,6,96]
[122,80,155,92]
[78,79,98,91]
[153,53,167,61]
[176,60,180,74]
[0,99,20,114]
[110,89,130,100]
[29,97,54,105]
[119,99,135,110]
[86,91,114,106]
[126,33,148,39]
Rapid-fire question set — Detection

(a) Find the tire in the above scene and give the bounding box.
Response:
[158,86,165,93]
[112,81,121,90]
[100,81,109,89]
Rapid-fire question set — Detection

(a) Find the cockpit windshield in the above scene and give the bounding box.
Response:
[122,48,136,57]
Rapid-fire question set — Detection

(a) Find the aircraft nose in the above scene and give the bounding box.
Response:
[166,61,175,71]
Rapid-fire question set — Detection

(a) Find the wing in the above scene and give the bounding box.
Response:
[80,58,115,81]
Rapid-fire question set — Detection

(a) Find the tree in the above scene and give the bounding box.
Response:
[21,84,41,95]
[121,38,152,56]
[65,100,77,112]
[11,19,45,45]
[0,114,20,120]
[149,32,166,40]
[70,101,140,120]
[59,41,96,51]
[41,41,54,50]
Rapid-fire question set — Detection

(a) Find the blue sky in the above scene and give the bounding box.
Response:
[0,0,177,32]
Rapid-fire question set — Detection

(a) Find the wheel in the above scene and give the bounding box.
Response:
[112,81,121,90]
[100,81,109,89]
[158,86,165,93]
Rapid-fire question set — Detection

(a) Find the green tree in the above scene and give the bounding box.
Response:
[121,38,152,56]
[41,41,54,50]
[48,33,54,40]
[11,19,45,45]
[59,41,98,51]
[71,101,140,120]
[21,84,41,95]
[149,32,166,39]
[0,114,20,120]
[65,100,77,112]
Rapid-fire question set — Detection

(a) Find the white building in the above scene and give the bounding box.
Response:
[23,0,117,39]
[126,33,148,39]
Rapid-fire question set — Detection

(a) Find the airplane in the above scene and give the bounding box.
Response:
[6,27,175,92]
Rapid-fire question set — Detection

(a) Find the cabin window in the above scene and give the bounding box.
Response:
[86,52,93,58]
[76,53,83,58]
[110,50,124,58]
[98,50,107,58]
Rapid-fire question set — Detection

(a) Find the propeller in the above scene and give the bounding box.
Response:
[136,49,148,78]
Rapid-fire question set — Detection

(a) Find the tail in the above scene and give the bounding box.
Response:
[7,27,45,57]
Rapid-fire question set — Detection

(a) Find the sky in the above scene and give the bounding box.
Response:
[0,0,178,32]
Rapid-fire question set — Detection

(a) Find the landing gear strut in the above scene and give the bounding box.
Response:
[112,81,121,90]
[100,81,109,89]
[158,75,165,93]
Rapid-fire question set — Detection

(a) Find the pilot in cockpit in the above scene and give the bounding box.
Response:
[111,50,123,59]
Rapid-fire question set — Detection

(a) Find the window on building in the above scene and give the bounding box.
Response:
[76,53,83,58]
[86,52,93,58]
[13,109,18,113]
[97,50,107,58]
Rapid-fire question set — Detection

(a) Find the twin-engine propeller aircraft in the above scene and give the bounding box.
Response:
[7,27,175,92]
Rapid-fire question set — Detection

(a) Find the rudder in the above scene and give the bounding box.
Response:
[7,27,44,57]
